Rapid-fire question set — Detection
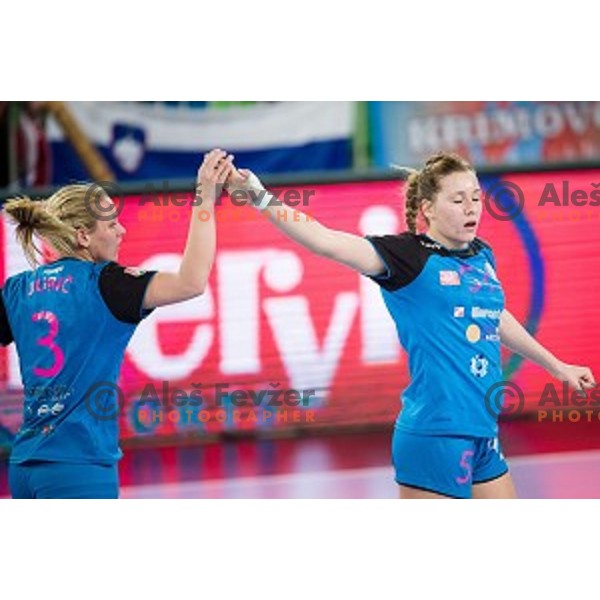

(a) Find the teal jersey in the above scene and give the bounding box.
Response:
[0,258,156,464]
[366,233,505,438]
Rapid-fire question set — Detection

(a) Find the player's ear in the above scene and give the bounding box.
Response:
[421,198,434,221]
[75,227,91,248]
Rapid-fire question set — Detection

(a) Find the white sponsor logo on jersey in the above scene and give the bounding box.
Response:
[472,307,502,320]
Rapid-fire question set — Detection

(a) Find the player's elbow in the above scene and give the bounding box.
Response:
[179,279,207,300]
[188,281,207,298]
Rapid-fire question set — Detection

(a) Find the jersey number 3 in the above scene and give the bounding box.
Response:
[32,311,65,378]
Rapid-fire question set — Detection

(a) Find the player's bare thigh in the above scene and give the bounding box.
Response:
[398,485,452,499]
[472,472,517,499]
[398,472,517,499]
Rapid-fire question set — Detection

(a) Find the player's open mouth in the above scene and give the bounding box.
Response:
[464,221,477,229]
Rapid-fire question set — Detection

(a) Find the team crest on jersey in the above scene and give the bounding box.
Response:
[440,270,461,286]
[124,267,146,277]
[453,306,465,318]
[470,353,489,378]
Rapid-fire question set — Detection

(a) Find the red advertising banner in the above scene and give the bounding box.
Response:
[1,168,599,446]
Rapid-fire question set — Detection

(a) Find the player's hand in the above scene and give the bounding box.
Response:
[225,167,265,194]
[551,362,596,392]
[196,149,234,205]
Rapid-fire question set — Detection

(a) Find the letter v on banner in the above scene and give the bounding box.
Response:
[264,291,360,408]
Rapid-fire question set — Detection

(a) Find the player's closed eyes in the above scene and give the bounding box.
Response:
[453,197,481,204]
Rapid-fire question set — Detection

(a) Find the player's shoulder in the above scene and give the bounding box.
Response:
[97,262,156,325]
[472,237,496,260]
[2,267,34,297]
[474,236,493,252]
[367,231,423,252]
[368,231,416,242]
[98,262,150,281]
[471,237,498,268]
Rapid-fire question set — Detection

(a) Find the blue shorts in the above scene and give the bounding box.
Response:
[9,461,119,499]
[392,429,509,499]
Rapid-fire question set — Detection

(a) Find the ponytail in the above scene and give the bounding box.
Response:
[404,170,421,234]
[3,185,94,267]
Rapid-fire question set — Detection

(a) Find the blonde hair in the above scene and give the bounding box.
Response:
[404,152,475,234]
[3,184,100,267]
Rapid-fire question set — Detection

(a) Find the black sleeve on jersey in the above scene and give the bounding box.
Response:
[476,237,492,251]
[364,233,429,292]
[475,237,496,268]
[0,290,14,346]
[99,263,158,324]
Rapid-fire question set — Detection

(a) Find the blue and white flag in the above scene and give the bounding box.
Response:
[47,102,356,184]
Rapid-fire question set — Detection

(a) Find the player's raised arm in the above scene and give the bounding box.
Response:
[226,169,386,277]
[142,149,233,309]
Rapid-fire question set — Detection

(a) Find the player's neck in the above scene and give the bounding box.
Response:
[72,249,95,262]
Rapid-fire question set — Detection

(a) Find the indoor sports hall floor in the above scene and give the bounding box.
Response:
[2,417,600,498]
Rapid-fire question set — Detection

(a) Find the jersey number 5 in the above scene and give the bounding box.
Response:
[456,450,474,485]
